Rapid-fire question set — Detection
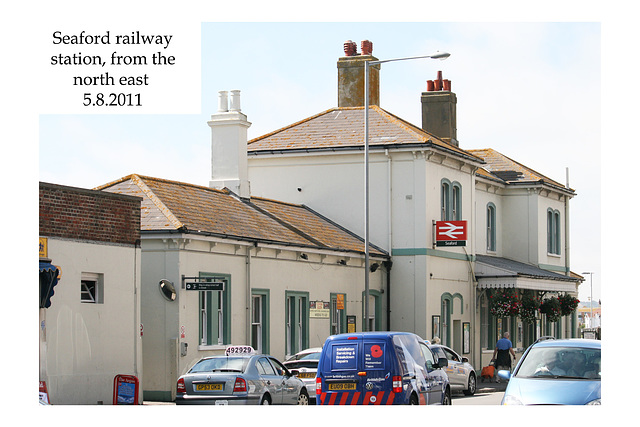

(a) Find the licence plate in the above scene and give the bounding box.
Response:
[196,383,223,391]
[297,372,316,379]
[328,383,356,391]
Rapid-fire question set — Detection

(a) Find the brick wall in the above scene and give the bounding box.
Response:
[40,182,141,245]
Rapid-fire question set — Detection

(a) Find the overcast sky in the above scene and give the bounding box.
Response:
[37,21,602,302]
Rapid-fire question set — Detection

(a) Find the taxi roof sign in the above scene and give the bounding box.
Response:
[225,345,255,356]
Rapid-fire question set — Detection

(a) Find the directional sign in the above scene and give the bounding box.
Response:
[185,281,224,291]
[435,220,467,246]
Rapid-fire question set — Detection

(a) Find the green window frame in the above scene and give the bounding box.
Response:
[251,289,270,355]
[487,202,497,252]
[198,273,231,346]
[547,208,561,255]
[441,178,462,221]
[285,291,309,356]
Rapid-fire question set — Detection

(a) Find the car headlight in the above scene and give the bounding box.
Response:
[502,395,524,405]
[586,398,601,405]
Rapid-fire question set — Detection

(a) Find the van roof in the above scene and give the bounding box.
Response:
[326,331,421,341]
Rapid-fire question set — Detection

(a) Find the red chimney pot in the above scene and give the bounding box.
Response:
[361,40,373,55]
[343,40,357,56]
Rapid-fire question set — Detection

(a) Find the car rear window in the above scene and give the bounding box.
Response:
[189,357,249,373]
[331,343,358,370]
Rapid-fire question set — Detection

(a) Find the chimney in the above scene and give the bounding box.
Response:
[208,90,252,198]
[421,71,458,146]
[337,40,380,107]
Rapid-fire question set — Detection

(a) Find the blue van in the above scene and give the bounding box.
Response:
[315,332,451,405]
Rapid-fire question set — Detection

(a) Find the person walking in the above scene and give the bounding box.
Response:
[492,332,516,382]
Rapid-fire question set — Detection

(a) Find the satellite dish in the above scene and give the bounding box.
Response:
[159,279,176,301]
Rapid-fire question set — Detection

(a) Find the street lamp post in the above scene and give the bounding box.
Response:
[581,272,594,324]
[363,51,450,331]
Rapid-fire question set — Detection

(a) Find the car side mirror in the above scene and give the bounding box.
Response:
[289,369,300,377]
[497,370,511,380]
[461,357,469,363]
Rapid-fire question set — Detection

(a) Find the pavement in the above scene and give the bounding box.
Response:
[475,377,508,394]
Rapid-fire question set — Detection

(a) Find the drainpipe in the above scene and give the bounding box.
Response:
[246,245,252,346]
[384,260,393,331]
[385,149,393,331]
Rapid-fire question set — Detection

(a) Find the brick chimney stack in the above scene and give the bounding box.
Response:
[337,40,380,108]
[421,71,458,146]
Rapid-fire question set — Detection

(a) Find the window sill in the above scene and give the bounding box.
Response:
[198,344,227,351]
[546,252,561,258]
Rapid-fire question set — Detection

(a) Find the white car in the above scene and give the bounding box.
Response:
[429,344,476,396]
[283,348,322,403]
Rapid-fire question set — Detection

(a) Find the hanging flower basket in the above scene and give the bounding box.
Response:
[540,296,562,322]
[489,290,521,317]
[519,293,540,324]
[558,293,580,316]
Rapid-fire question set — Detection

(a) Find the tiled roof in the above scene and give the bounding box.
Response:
[247,106,484,163]
[96,174,387,256]
[476,255,577,282]
[469,148,573,193]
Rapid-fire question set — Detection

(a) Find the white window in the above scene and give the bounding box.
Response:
[81,272,103,304]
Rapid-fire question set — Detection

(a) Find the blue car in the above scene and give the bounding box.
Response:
[316,332,451,405]
[498,338,601,405]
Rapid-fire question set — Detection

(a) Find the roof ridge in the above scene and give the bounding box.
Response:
[243,200,326,248]
[248,107,340,145]
[129,174,185,230]
[470,148,566,189]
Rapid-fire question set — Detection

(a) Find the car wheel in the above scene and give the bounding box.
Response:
[297,390,309,405]
[260,394,271,405]
[409,393,419,405]
[442,388,452,405]
[463,373,477,396]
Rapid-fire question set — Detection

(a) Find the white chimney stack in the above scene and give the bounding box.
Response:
[208,90,251,198]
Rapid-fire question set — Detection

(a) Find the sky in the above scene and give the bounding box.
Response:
[37,21,602,303]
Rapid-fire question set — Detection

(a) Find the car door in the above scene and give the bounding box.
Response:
[419,342,444,404]
[442,347,465,388]
[257,357,283,404]
[269,357,299,404]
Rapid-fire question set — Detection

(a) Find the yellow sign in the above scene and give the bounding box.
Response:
[39,237,48,258]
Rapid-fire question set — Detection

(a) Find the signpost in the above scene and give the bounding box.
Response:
[435,220,467,247]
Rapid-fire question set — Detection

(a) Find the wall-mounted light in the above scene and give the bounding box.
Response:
[300,253,308,260]
[338,259,347,265]
[370,263,380,273]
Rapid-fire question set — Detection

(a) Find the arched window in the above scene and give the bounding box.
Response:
[547,208,561,255]
[441,179,462,220]
[487,203,496,252]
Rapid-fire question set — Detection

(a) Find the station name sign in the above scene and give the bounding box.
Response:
[435,220,467,247]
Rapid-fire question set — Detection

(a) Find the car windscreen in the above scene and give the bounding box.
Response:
[189,357,250,373]
[515,346,600,380]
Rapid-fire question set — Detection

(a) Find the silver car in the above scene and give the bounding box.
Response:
[176,352,309,405]
[429,344,477,396]
[283,347,322,403]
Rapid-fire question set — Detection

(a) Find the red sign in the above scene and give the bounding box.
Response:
[113,375,139,405]
[435,221,467,246]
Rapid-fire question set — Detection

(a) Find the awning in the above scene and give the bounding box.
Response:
[39,261,59,309]
[475,255,579,293]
